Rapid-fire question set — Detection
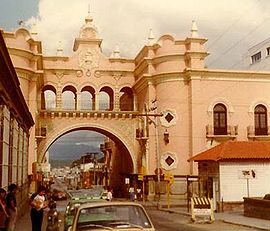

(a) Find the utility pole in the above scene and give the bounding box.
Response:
[138,99,162,208]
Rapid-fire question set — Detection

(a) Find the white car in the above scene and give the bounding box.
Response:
[68,201,155,231]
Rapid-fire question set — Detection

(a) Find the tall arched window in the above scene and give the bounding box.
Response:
[81,86,95,110]
[99,87,114,111]
[62,86,77,110]
[120,87,134,111]
[213,103,227,135]
[41,85,56,110]
[255,104,267,135]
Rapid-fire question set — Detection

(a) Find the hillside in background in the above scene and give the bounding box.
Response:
[50,159,73,168]
[49,143,102,160]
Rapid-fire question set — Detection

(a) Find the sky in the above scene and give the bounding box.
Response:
[1,0,270,69]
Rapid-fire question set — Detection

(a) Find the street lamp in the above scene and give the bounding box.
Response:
[163,129,169,144]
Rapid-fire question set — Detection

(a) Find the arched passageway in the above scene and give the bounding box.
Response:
[44,127,134,198]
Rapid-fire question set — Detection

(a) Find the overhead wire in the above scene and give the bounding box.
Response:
[207,1,270,68]
[206,0,262,50]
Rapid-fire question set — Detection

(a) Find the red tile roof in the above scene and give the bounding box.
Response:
[189,141,270,162]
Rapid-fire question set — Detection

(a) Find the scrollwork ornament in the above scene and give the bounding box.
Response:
[76,70,83,77]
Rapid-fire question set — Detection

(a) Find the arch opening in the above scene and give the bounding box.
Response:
[44,128,134,198]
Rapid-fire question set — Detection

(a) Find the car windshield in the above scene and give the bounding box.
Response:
[77,205,152,230]
[68,188,105,200]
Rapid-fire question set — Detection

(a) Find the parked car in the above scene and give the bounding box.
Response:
[67,201,155,231]
[64,198,105,231]
[52,189,67,201]
[67,188,107,200]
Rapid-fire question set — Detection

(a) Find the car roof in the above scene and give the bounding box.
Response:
[68,198,105,204]
[78,201,146,210]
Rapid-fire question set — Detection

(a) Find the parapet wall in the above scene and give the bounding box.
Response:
[244,197,270,220]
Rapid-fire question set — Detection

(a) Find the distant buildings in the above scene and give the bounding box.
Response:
[242,37,270,70]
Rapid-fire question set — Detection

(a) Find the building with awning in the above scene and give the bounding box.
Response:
[189,141,270,211]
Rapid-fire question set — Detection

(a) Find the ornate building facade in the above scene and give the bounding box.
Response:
[0,31,34,211]
[2,12,270,198]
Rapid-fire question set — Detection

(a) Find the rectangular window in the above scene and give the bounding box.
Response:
[1,106,10,188]
[251,52,261,64]
[267,47,270,56]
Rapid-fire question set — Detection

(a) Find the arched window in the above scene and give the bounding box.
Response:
[99,87,114,111]
[255,104,267,135]
[62,86,77,110]
[44,90,56,109]
[213,103,227,135]
[81,86,95,110]
[120,87,134,111]
[41,85,56,110]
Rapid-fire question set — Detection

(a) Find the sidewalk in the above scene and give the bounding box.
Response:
[16,208,47,231]
[141,199,270,231]
[16,207,65,231]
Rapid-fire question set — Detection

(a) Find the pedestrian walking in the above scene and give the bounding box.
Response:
[29,186,48,231]
[0,188,8,231]
[106,187,113,201]
[6,184,17,231]
[128,185,135,201]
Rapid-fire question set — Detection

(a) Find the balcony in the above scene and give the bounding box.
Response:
[247,126,270,140]
[206,124,238,140]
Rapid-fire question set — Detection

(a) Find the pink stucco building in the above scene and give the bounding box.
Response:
[2,12,270,198]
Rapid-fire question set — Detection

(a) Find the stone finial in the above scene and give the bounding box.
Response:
[112,45,120,58]
[30,22,38,38]
[191,20,199,38]
[56,41,63,56]
[148,28,155,45]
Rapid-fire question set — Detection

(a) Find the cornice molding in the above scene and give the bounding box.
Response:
[15,67,42,82]
[8,47,42,60]
[133,71,185,93]
[184,68,270,81]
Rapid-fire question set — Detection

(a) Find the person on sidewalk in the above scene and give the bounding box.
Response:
[128,185,135,201]
[29,186,48,231]
[0,188,9,231]
[6,184,17,231]
[106,187,113,201]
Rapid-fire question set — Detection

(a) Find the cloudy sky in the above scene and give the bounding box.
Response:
[1,0,270,69]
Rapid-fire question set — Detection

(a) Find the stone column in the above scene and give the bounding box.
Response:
[114,86,120,111]
[77,92,81,110]
[95,92,100,110]
[56,86,62,110]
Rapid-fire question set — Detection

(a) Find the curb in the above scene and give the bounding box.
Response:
[221,220,270,231]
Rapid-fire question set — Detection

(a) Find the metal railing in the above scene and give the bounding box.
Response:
[206,124,238,137]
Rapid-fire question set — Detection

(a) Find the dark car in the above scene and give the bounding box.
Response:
[52,189,67,201]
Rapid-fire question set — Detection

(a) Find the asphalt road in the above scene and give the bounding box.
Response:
[55,200,261,231]
[145,207,262,231]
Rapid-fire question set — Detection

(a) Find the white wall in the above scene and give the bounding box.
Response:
[219,162,270,201]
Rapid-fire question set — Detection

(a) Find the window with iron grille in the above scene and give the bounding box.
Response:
[255,104,267,135]
[213,103,227,135]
